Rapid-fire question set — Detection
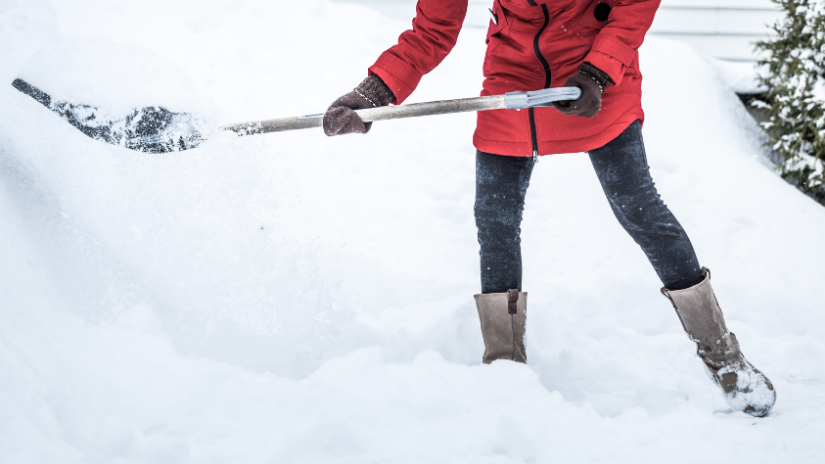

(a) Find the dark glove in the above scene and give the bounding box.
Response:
[323,74,395,136]
[552,63,614,118]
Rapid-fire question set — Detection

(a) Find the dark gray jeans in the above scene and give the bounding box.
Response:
[475,120,704,294]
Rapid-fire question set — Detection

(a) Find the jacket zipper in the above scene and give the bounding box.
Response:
[527,1,551,162]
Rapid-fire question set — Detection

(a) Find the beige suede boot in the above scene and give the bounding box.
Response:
[662,267,776,417]
[474,289,527,364]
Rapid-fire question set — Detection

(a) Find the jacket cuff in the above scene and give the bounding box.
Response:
[584,35,637,86]
[368,51,423,104]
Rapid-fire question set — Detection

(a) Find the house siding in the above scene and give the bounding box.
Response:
[335,0,782,61]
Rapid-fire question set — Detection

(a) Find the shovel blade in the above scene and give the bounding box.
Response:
[12,79,204,153]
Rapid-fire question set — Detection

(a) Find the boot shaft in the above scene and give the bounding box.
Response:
[662,268,733,358]
[475,290,527,364]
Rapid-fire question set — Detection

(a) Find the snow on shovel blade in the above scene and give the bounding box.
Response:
[12,79,204,153]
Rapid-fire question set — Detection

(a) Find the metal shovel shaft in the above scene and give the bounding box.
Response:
[224,87,581,136]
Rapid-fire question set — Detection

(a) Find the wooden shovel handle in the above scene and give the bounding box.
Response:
[225,87,581,136]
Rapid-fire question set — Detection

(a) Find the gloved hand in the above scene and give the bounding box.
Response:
[552,63,613,118]
[323,74,395,136]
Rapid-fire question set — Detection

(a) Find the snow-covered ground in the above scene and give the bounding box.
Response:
[1,0,824,462]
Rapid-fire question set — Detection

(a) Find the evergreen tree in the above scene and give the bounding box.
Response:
[755,0,825,203]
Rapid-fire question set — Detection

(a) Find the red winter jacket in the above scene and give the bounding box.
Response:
[368,0,660,156]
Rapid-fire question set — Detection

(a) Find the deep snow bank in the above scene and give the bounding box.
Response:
[1,0,824,462]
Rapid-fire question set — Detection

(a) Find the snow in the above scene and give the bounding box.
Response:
[1,0,825,462]
[17,39,212,116]
[708,58,766,94]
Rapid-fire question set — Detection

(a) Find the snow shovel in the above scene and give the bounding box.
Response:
[11,78,581,154]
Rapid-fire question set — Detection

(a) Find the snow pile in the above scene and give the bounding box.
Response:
[0,0,59,83]
[1,0,824,462]
[17,39,212,116]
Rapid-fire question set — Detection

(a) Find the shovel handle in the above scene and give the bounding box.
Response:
[225,87,581,136]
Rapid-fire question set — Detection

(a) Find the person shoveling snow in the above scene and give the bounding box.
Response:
[322,0,776,417]
[7,0,777,419]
